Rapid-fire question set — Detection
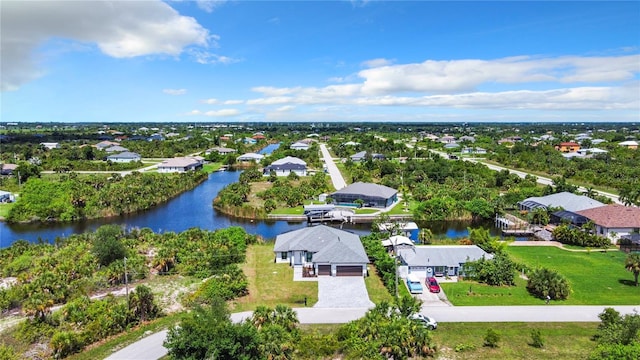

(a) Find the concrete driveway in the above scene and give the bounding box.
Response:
[314,276,375,308]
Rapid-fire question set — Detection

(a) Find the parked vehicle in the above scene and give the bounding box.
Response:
[426,277,441,293]
[410,313,438,330]
[406,274,423,294]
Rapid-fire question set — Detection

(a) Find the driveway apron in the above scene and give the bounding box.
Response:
[314,276,375,308]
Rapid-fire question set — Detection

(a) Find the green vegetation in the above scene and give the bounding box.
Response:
[526,267,571,300]
[0,203,14,218]
[364,265,394,304]
[7,170,208,223]
[0,226,257,357]
[590,308,640,360]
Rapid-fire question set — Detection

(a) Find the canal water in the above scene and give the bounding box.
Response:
[0,143,499,247]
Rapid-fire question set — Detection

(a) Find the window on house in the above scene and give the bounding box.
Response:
[281,252,287,260]
[306,252,313,262]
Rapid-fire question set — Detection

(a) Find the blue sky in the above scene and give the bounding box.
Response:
[1,1,639,123]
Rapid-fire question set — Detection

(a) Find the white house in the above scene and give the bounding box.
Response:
[263,156,307,177]
[397,245,492,279]
[205,147,237,155]
[106,152,141,163]
[40,142,60,150]
[157,157,204,173]
[290,142,310,151]
[577,205,640,244]
[237,153,264,163]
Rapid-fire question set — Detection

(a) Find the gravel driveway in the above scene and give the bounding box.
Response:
[314,276,375,308]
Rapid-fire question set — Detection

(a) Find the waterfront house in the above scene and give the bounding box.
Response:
[518,192,604,213]
[273,225,368,276]
[157,157,204,173]
[576,204,640,244]
[237,153,264,163]
[205,147,237,155]
[329,182,398,208]
[263,156,307,177]
[397,245,492,279]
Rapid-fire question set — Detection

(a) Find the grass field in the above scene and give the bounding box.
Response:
[444,246,640,306]
[231,244,318,312]
[506,246,640,305]
[0,203,14,218]
[364,265,394,303]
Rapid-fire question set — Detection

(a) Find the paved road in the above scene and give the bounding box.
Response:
[319,144,347,190]
[105,304,639,360]
[428,149,621,204]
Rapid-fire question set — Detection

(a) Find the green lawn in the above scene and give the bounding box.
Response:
[202,162,222,173]
[506,246,639,305]
[0,203,14,218]
[231,244,318,312]
[365,265,394,303]
[432,322,597,360]
[445,246,640,306]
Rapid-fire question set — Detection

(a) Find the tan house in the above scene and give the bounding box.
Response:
[577,205,640,244]
[555,142,580,153]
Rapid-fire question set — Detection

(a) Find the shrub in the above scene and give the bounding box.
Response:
[455,343,476,352]
[484,328,500,348]
[530,329,545,348]
[526,267,571,300]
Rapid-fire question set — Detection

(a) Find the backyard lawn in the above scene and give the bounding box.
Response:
[231,243,318,312]
[444,246,640,305]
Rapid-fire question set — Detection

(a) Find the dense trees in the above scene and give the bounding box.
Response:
[7,170,208,223]
[590,308,640,360]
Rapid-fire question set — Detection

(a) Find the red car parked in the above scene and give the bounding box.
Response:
[426,277,441,293]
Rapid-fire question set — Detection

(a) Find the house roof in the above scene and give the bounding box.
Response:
[331,182,398,199]
[158,157,201,168]
[273,225,368,264]
[619,140,639,146]
[518,192,605,212]
[290,142,310,148]
[398,245,492,267]
[104,145,129,152]
[1,163,18,171]
[270,156,306,166]
[381,236,414,247]
[107,152,141,159]
[237,152,264,160]
[576,204,640,228]
[208,147,237,153]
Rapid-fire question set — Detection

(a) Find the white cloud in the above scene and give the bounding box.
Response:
[204,109,240,117]
[223,100,244,105]
[361,58,394,68]
[1,0,211,91]
[163,88,187,95]
[187,49,241,65]
[275,105,295,112]
[201,98,219,104]
[196,0,227,13]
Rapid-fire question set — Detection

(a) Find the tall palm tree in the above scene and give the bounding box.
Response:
[625,253,640,286]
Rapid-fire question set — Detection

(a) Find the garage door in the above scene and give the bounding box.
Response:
[336,266,363,276]
[317,265,331,276]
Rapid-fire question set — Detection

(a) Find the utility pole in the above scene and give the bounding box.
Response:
[124,257,129,306]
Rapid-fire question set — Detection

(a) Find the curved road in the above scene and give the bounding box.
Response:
[319,144,347,190]
[105,305,639,360]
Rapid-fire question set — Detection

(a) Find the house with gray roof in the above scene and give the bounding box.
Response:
[205,147,237,155]
[329,182,398,208]
[518,192,605,213]
[104,145,129,153]
[157,156,203,173]
[350,151,385,162]
[263,156,307,177]
[106,152,141,163]
[237,152,264,163]
[290,141,310,151]
[397,245,492,279]
[273,225,369,276]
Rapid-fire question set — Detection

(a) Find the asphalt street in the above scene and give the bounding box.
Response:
[104,305,639,360]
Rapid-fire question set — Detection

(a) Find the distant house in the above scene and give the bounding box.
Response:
[350,151,385,162]
[0,163,18,175]
[329,182,398,208]
[107,152,141,163]
[252,134,266,140]
[290,142,310,151]
[237,153,264,163]
[619,140,638,150]
[263,156,307,177]
[157,157,204,173]
[459,136,476,143]
[443,143,460,150]
[378,222,420,242]
[40,142,60,150]
[440,135,456,144]
[343,141,360,146]
[147,134,165,141]
[243,137,257,145]
[0,190,15,203]
[518,192,605,213]
[576,148,608,156]
[397,245,492,279]
[273,225,369,277]
[577,205,640,244]
[555,142,580,153]
[95,140,120,150]
[104,145,129,153]
[205,147,237,155]
[498,136,523,145]
[461,147,487,155]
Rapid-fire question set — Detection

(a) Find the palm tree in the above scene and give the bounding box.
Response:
[272,304,299,331]
[625,253,640,286]
[251,305,273,330]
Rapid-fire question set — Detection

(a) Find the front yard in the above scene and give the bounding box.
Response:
[443,246,640,306]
